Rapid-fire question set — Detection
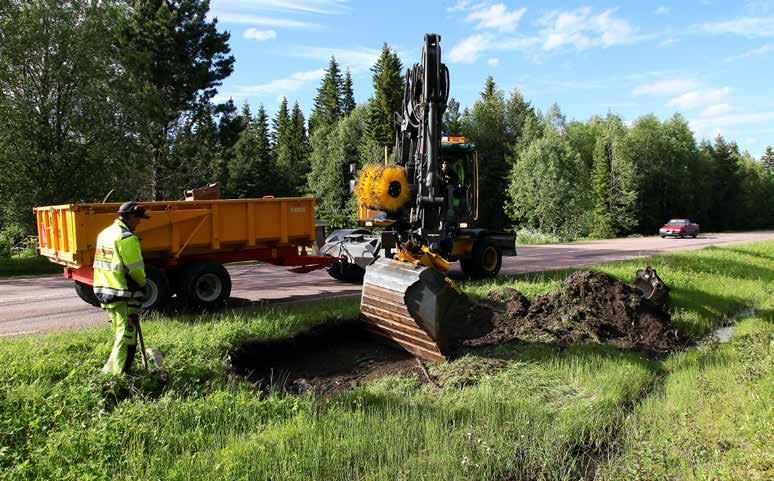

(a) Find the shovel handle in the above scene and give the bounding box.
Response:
[135,318,149,370]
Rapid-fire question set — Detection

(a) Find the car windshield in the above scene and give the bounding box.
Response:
[668,219,688,225]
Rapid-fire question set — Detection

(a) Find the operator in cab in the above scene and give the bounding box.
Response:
[93,202,149,375]
[440,158,466,216]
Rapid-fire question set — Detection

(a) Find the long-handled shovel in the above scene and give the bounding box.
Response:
[135,317,149,369]
[135,318,167,381]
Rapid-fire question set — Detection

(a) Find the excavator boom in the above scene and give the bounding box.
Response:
[359,34,469,361]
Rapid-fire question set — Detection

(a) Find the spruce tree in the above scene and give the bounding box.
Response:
[762,146,774,170]
[276,101,311,196]
[229,104,273,198]
[590,114,634,237]
[365,44,404,151]
[309,56,342,132]
[272,97,290,148]
[709,135,741,230]
[341,70,356,116]
[443,98,462,135]
[505,88,542,153]
[462,77,510,229]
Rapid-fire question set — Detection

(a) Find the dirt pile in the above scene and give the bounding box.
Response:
[464,270,685,353]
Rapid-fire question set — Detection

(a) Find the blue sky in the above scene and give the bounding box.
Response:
[209,0,774,157]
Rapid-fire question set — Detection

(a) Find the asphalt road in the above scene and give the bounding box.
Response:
[1,231,772,337]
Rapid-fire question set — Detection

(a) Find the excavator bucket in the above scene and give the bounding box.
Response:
[359,257,471,362]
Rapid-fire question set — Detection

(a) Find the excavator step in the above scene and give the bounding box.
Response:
[359,257,470,362]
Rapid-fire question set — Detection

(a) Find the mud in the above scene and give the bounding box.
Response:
[227,321,423,396]
[463,271,685,354]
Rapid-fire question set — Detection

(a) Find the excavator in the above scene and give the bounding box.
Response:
[320,33,516,361]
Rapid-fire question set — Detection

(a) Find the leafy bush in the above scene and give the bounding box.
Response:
[0,224,27,258]
[515,228,562,245]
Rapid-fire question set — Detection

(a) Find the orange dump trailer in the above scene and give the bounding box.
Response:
[35,197,335,310]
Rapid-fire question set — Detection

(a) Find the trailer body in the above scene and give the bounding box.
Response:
[35,197,335,309]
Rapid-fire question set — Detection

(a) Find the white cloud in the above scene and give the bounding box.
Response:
[632,79,699,96]
[214,12,321,29]
[725,43,774,61]
[695,16,774,37]
[466,4,527,33]
[243,28,277,41]
[287,46,382,73]
[690,111,774,133]
[227,69,325,97]
[448,0,473,12]
[539,7,638,50]
[668,87,731,110]
[449,33,493,63]
[700,103,734,117]
[655,6,670,15]
[211,0,348,15]
[487,57,500,67]
[658,37,678,47]
[448,6,639,63]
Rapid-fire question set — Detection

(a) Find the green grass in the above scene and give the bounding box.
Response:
[1,241,771,480]
[0,251,62,277]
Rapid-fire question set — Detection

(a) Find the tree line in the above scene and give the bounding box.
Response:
[1,0,772,244]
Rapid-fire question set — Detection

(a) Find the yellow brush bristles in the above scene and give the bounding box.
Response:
[354,164,383,209]
[373,166,410,213]
[354,164,410,213]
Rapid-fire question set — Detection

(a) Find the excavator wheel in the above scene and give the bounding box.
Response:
[461,238,502,279]
[327,259,365,284]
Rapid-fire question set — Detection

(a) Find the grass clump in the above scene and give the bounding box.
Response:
[0,252,61,277]
[0,241,772,480]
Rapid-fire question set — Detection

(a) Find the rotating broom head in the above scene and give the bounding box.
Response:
[355,164,410,213]
[354,164,382,209]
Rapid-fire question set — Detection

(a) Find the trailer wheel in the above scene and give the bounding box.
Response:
[74,281,101,308]
[179,262,232,310]
[461,238,502,279]
[142,265,171,311]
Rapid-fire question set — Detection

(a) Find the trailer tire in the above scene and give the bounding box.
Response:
[74,281,101,308]
[327,260,365,284]
[461,238,502,279]
[142,265,171,311]
[179,262,232,310]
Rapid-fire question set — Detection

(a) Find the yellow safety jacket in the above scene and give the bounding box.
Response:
[93,219,146,307]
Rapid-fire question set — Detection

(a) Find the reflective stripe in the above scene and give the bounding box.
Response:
[125,260,144,271]
[93,286,133,298]
[93,260,126,272]
[121,230,134,239]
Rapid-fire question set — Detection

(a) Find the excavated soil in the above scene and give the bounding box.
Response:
[228,271,685,394]
[462,270,685,354]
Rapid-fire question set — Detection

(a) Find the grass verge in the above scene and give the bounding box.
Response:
[0,254,61,277]
[1,241,771,480]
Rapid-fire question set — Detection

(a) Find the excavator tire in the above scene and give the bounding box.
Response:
[327,259,365,284]
[461,237,502,279]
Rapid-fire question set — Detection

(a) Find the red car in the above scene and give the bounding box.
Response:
[659,219,699,238]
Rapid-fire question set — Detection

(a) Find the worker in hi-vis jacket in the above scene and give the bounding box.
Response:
[93,202,149,374]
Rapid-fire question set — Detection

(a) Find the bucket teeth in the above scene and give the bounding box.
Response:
[360,258,469,362]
